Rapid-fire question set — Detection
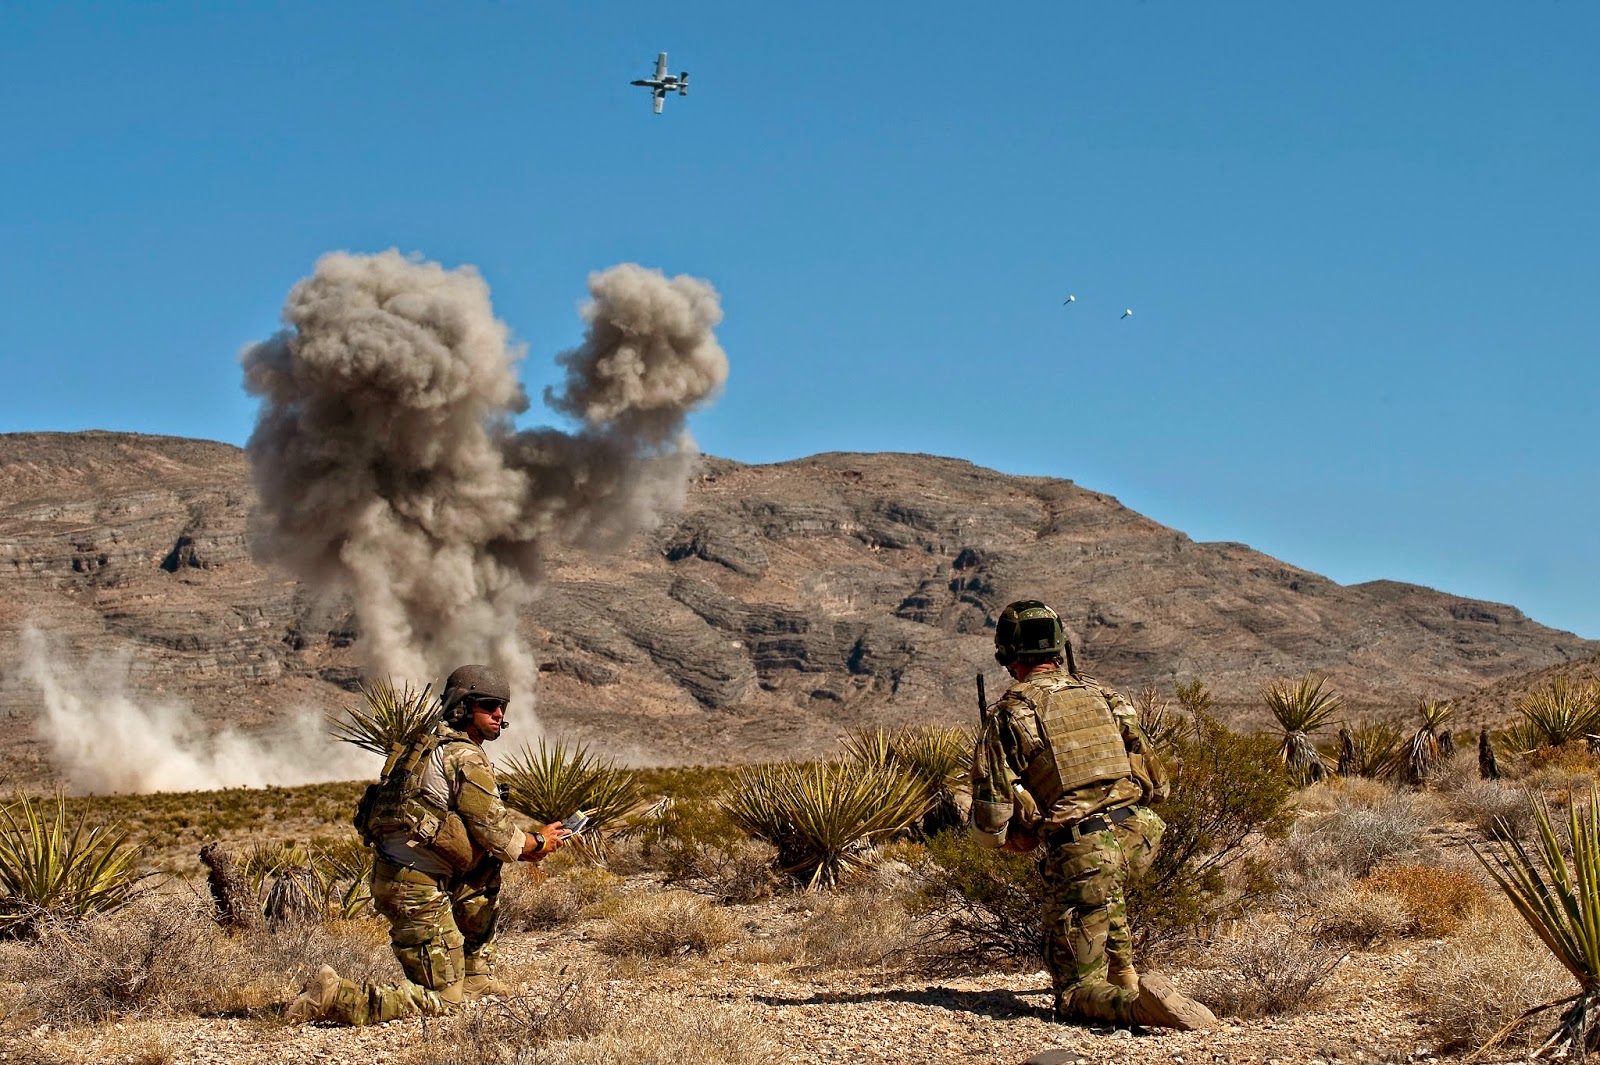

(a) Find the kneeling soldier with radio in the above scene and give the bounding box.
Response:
[288,664,571,1025]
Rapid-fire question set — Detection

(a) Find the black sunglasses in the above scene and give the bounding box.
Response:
[467,696,506,713]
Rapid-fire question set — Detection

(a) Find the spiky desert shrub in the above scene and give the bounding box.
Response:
[1472,786,1600,1057]
[241,837,373,920]
[499,741,642,838]
[723,760,928,889]
[1263,674,1340,785]
[1511,677,1600,752]
[1135,685,1191,750]
[326,677,439,756]
[841,724,971,835]
[1338,721,1403,780]
[1126,713,1294,950]
[0,794,149,938]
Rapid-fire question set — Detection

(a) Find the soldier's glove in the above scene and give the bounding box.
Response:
[1002,785,1042,853]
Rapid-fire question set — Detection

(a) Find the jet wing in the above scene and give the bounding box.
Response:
[655,52,668,79]
[653,89,664,114]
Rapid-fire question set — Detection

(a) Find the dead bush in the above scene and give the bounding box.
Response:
[1190,913,1346,1018]
[1277,789,1427,887]
[403,964,608,1065]
[590,890,736,959]
[1411,904,1575,1052]
[1359,864,1487,939]
[661,836,779,904]
[497,863,623,932]
[794,864,921,971]
[15,894,223,1022]
[1449,778,1537,839]
[1313,882,1412,947]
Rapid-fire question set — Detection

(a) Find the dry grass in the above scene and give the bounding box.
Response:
[1410,902,1576,1052]
[496,860,624,932]
[400,958,779,1065]
[1276,785,1427,888]
[1447,778,1538,839]
[1190,913,1347,1018]
[1312,882,1413,947]
[1358,864,1487,938]
[660,836,779,904]
[0,889,396,1027]
[589,890,737,959]
[792,864,921,972]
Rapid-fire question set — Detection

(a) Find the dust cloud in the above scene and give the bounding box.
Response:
[19,627,371,794]
[239,251,727,715]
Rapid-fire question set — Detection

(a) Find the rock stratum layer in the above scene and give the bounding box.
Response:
[1,431,1593,787]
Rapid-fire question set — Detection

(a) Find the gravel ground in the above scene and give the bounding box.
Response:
[1,928,1459,1065]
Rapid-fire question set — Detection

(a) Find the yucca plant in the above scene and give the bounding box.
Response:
[723,760,929,889]
[0,795,150,938]
[840,727,896,769]
[498,741,642,840]
[1512,678,1600,752]
[1135,686,1191,750]
[1404,698,1454,786]
[1471,787,1600,1058]
[327,677,441,756]
[1337,720,1403,779]
[843,725,971,836]
[1263,674,1341,785]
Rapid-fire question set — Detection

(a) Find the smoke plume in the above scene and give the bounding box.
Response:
[240,251,727,711]
[20,627,370,793]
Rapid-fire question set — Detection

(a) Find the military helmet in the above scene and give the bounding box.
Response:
[994,600,1067,664]
[441,664,511,724]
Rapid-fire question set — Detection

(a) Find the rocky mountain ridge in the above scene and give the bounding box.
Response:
[1,431,1593,787]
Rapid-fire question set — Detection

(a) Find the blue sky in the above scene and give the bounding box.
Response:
[2,2,1596,638]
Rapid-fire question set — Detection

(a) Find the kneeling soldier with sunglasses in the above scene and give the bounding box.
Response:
[289,664,571,1025]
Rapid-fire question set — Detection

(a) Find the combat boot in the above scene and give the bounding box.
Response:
[1129,973,1218,1031]
[1107,958,1139,994]
[462,974,514,999]
[284,964,342,1024]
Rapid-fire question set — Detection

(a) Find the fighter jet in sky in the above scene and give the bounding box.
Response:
[631,53,689,114]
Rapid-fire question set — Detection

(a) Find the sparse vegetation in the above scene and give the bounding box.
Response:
[589,889,737,958]
[1191,912,1346,1018]
[841,724,971,835]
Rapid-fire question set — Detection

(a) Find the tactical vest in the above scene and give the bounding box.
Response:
[1010,673,1133,810]
[354,726,468,850]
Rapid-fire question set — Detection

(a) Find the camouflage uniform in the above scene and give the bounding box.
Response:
[324,724,525,1027]
[971,667,1162,1023]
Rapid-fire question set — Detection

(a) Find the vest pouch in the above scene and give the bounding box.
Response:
[429,811,479,873]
